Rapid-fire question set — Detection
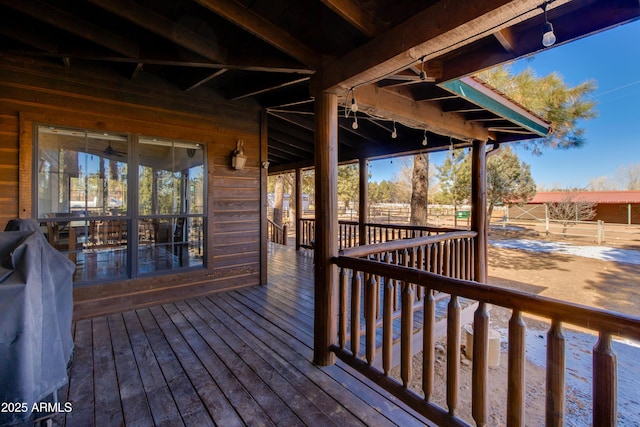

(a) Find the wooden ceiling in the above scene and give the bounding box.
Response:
[1,0,638,171]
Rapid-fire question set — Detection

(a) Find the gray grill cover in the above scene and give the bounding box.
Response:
[0,221,74,426]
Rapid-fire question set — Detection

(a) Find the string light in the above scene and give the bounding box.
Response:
[422,129,428,146]
[391,121,397,139]
[541,2,556,47]
[352,113,359,129]
[419,56,427,81]
[350,88,358,112]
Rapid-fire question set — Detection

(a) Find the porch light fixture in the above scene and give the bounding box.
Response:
[541,2,556,47]
[231,139,247,170]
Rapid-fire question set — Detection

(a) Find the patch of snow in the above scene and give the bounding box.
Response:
[489,239,640,265]
[495,326,640,426]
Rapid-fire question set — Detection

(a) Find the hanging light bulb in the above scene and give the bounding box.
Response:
[391,121,397,139]
[419,57,427,81]
[350,89,358,112]
[449,137,455,157]
[541,3,556,47]
[422,130,428,146]
[352,115,359,129]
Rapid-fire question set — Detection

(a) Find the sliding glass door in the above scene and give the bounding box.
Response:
[35,125,206,285]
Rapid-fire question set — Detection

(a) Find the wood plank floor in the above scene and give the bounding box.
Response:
[51,244,432,426]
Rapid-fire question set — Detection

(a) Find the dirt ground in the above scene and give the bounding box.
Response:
[391,228,640,426]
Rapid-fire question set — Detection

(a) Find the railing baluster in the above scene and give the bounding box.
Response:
[507,309,526,426]
[472,302,489,427]
[382,253,394,375]
[365,272,377,366]
[546,320,565,427]
[339,267,348,349]
[423,288,435,401]
[393,250,399,311]
[416,245,424,301]
[447,295,461,416]
[401,281,414,387]
[350,270,361,358]
[374,253,381,319]
[593,332,617,427]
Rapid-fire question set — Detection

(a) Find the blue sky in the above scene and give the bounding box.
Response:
[369,19,640,189]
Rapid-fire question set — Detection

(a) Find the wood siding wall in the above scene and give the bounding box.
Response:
[0,56,265,319]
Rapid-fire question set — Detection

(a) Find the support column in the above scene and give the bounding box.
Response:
[295,168,303,250]
[471,139,488,284]
[358,158,368,246]
[260,110,268,285]
[313,92,339,366]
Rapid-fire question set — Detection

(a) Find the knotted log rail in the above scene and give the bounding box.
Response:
[266,218,287,245]
[332,232,639,427]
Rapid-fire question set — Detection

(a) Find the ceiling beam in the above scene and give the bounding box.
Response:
[312,0,570,92]
[494,27,517,54]
[1,0,140,58]
[193,0,320,68]
[440,0,640,81]
[319,0,384,38]
[228,77,310,101]
[88,0,226,63]
[353,84,489,142]
[185,68,228,92]
[7,50,314,74]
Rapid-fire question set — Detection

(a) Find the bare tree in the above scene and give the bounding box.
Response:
[614,163,640,190]
[547,191,597,235]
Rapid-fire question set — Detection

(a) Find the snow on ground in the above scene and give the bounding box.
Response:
[489,237,640,425]
[489,238,640,265]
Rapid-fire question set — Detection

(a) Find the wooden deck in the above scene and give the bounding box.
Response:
[51,243,432,426]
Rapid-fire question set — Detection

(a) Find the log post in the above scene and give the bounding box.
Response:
[295,167,303,250]
[471,139,487,284]
[313,91,339,366]
[359,157,368,246]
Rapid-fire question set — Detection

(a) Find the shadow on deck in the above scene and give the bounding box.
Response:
[52,243,434,426]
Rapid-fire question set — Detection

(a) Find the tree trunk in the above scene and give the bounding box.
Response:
[410,153,429,226]
[274,174,285,226]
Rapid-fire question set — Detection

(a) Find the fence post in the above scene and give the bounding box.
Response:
[283,224,288,245]
[545,204,550,235]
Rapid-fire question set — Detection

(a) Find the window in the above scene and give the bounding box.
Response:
[36,125,206,284]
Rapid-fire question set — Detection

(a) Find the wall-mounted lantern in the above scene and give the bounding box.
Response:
[231,139,246,170]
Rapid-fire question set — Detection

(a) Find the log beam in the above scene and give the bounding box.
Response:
[353,85,489,142]
[312,0,565,92]
[88,0,226,63]
[193,0,320,68]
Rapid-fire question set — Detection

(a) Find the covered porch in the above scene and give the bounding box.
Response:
[52,243,433,426]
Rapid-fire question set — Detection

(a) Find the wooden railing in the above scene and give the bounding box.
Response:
[267,219,287,245]
[297,218,465,250]
[332,235,639,427]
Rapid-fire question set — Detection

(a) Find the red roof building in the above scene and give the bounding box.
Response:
[510,191,640,224]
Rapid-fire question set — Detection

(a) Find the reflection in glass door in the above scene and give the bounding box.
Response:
[37,126,129,282]
[36,126,206,285]
[137,138,205,274]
